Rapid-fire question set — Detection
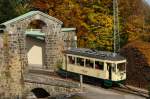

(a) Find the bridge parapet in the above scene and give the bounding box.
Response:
[23,73,81,97]
[24,73,80,88]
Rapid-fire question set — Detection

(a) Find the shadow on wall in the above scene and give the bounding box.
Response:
[120,46,150,89]
[31,88,50,98]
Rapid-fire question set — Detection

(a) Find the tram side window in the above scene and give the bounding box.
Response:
[77,57,84,66]
[95,61,104,70]
[86,59,94,68]
[68,56,75,64]
[117,63,125,71]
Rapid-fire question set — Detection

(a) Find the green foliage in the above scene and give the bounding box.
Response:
[0,0,17,23]
[0,0,31,23]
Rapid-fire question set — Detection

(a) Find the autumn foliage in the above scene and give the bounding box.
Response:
[0,0,150,51]
[121,40,150,88]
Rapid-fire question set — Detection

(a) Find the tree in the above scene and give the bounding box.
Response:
[0,0,17,23]
[0,0,31,23]
[31,0,150,50]
[31,0,114,51]
[118,0,150,43]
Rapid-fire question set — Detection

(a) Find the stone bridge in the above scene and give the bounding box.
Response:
[23,68,81,98]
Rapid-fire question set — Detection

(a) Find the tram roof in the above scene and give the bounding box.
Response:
[64,48,126,61]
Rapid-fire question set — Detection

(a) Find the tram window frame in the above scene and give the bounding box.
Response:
[107,63,116,72]
[68,56,75,64]
[117,63,126,71]
[112,64,116,72]
[85,59,94,68]
[95,61,104,70]
[76,57,84,66]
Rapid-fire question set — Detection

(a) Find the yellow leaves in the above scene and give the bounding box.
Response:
[125,15,145,42]
[87,13,113,28]
[88,33,96,41]
[78,39,86,48]
[127,31,139,42]
[31,0,114,51]
[97,14,113,28]
[127,15,144,28]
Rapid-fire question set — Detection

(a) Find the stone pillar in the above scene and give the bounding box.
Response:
[1,26,25,97]
[19,27,28,74]
[45,23,62,70]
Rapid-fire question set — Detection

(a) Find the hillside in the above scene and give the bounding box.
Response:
[121,40,150,88]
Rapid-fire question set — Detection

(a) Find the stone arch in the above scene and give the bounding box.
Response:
[26,19,47,68]
[27,19,47,29]
[3,11,63,71]
[1,11,63,97]
[21,14,62,71]
[24,83,52,98]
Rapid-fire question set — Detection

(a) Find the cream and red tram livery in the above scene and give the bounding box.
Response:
[61,48,126,86]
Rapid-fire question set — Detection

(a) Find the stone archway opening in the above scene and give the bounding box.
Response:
[26,20,47,69]
[31,88,50,98]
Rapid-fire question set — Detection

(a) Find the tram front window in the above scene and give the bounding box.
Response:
[117,63,126,71]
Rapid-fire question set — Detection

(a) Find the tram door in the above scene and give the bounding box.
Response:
[107,63,112,80]
[109,66,112,80]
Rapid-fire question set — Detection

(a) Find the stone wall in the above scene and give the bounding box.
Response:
[0,11,77,97]
[5,14,62,71]
[0,12,63,97]
[61,30,76,50]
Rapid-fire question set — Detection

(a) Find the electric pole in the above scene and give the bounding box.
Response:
[113,0,120,56]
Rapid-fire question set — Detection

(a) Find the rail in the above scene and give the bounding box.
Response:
[113,83,149,98]
[60,74,149,98]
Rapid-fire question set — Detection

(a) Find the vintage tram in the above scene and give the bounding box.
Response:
[61,48,126,87]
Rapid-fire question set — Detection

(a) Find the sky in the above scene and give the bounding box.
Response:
[145,0,150,4]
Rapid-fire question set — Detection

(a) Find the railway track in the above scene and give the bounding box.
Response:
[83,79,149,98]
[66,76,149,98]
[112,84,149,98]
[28,69,149,98]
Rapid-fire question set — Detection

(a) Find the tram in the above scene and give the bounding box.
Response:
[61,48,126,87]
